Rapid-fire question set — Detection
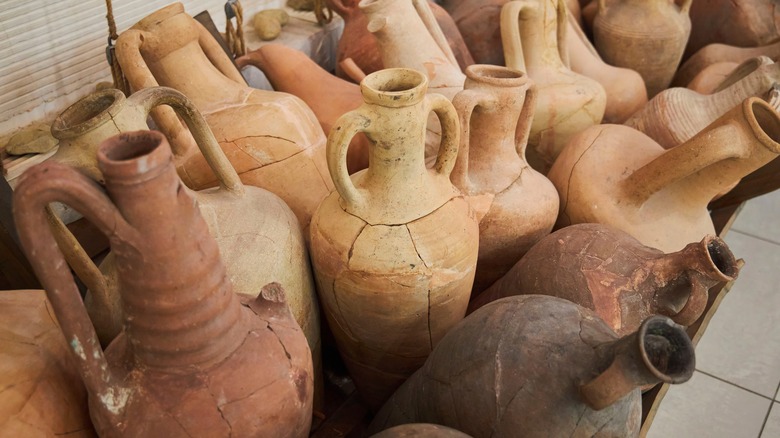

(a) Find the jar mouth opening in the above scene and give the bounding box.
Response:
[639,316,695,384]
[97,130,171,181]
[360,68,428,107]
[51,89,125,139]
[749,96,780,151]
[466,65,529,87]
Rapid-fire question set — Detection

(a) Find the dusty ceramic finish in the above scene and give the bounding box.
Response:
[470,224,740,336]
[13,131,313,437]
[593,0,692,97]
[451,65,558,293]
[361,0,466,100]
[687,57,774,95]
[439,0,505,66]
[675,41,780,87]
[237,44,371,173]
[369,295,695,437]
[309,68,479,410]
[626,60,780,149]
[549,97,780,253]
[502,0,606,171]
[566,10,647,123]
[686,0,780,59]
[115,2,333,229]
[0,290,95,437]
[371,424,472,437]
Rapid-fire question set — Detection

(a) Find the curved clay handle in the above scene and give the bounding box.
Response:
[196,20,246,85]
[425,93,460,177]
[327,109,372,209]
[597,0,607,12]
[515,80,538,158]
[127,87,244,195]
[667,275,709,326]
[450,89,489,190]
[340,58,368,83]
[556,0,570,67]
[13,162,130,407]
[679,0,692,14]
[412,0,459,68]
[501,1,536,72]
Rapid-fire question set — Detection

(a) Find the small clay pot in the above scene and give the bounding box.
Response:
[369,295,695,437]
[470,223,740,336]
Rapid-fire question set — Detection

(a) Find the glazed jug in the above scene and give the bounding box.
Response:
[369,295,695,437]
[687,57,774,95]
[372,424,471,437]
[13,131,314,437]
[41,87,321,391]
[360,0,466,100]
[0,289,94,437]
[565,10,647,123]
[115,2,332,228]
[450,65,558,293]
[548,97,780,253]
[470,223,740,335]
[237,44,371,173]
[502,0,606,171]
[309,68,479,410]
[686,0,780,59]
[626,60,780,149]
[593,0,692,97]
[675,41,780,88]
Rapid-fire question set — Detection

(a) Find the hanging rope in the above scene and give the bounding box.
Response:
[313,0,334,25]
[104,0,130,95]
[225,0,246,58]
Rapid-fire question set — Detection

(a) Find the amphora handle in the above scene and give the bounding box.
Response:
[412,0,459,68]
[501,0,536,72]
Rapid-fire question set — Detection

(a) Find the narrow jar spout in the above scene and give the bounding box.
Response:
[580,316,695,410]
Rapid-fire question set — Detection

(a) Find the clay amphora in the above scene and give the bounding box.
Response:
[13,131,314,437]
[593,0,692,97]
[686,0,780,59]
[687,57,774,95]
[368,295,695,437]
[371,424,471,437]
[626,60,780,149]
[438,0,506,66]
[41,87,321,390]
[237,44,371,173]
[450,65,558,293]
[115,2,333,228]
[330,0,473,82]
[309,69,479,410]
[548,97,780,253]
[0,290,94,437]
[360,0,466,100]
[501,0,606,171]
[470,224,740,335]
[565,10,647,123]
[675,41,780,87]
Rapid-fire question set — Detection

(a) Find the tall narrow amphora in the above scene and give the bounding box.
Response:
[309,68,479,410]
[13,131,314,437]
[450,65,558,293]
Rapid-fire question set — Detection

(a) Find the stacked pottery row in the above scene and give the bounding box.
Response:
[3,0,780,436]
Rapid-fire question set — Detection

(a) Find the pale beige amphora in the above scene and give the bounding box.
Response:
[451,65,558,293]
[115,2,333,229]
[309,68,479,410]
[549,97,780,252]
[501,0,606,172]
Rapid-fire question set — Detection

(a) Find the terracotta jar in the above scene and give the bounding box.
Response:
[40,87,321,387]
[565,10,647,123]
[372,424,471,437]
[593,0,692,97]
[548,97,780,253]
[470,224,740,335]
[439,0,505,66]
[360,0,466,100]
[368,295,695,437]
[675,41,780,87]
[450,65,558,293]
[115,2,332,228]
[0,289,94,437]
[237,44,370,173]
[502,0,606,171]
[309,69,479,410]
[626,60,780,149]
[13,131,313,437]
[686,0,780,59]
[329,0,473,82]
[687,57,774,95]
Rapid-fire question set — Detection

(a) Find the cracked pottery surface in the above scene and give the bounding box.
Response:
[548,97,780,253]
[309,68,479,410]
[470,223,740,336]
[0,290,95,437]
[368,295,695,438]
[13,131,313,437]
[115,2,333,230]
[450,65,558,294]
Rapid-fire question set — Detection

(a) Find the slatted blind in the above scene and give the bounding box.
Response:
[0,0,278,136]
